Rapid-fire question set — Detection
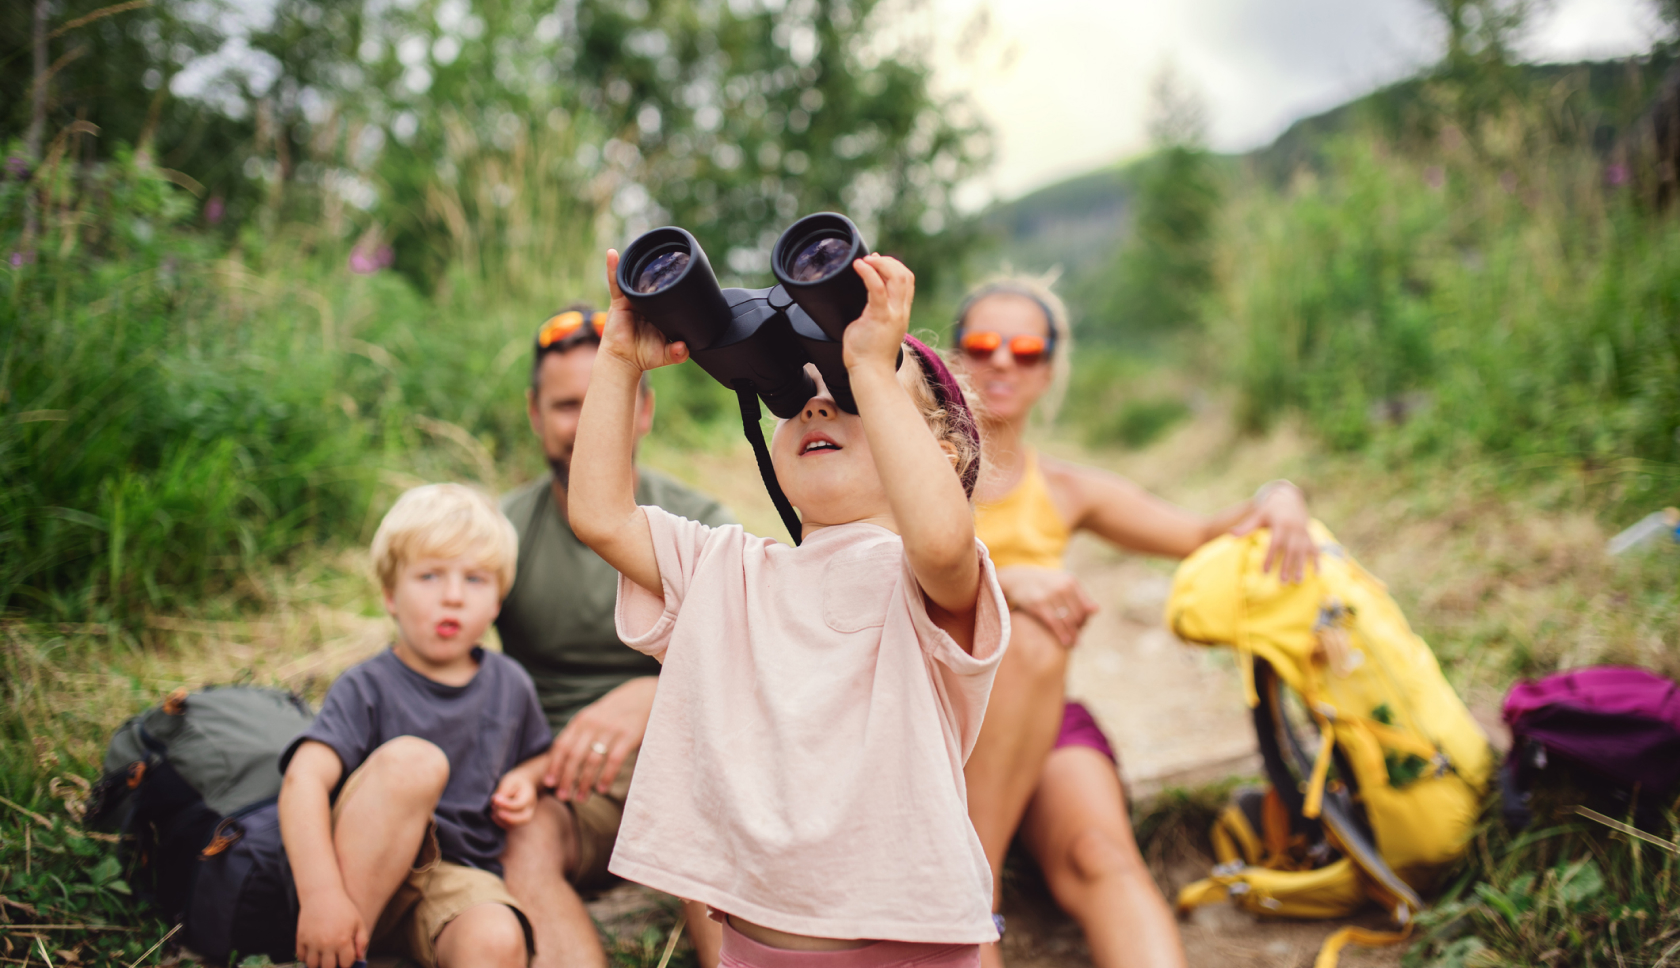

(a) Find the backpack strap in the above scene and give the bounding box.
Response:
[1313,923,1412,968]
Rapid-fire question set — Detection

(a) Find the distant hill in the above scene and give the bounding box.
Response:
[982,48,1678,327]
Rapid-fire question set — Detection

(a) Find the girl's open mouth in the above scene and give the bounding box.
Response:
[436,619,461,638]
[799,431,842,455]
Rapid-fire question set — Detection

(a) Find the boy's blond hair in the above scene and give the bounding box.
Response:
[371,483,519,597]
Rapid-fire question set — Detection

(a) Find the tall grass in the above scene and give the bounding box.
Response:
[0,117,625,626]
[1219,122,1680,510]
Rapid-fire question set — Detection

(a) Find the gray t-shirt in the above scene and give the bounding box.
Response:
[497,468,734,731]
[281,648,552,874]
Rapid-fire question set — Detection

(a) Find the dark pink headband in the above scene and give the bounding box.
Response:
[903,334,981,497]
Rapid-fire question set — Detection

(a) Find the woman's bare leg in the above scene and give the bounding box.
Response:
[1020,747,1186,968]
[965,613,1068,968]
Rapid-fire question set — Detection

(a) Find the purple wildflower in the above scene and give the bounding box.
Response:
[1424,166,1446,190]
[349,248,379,274]
[4,157,29,180]
[349,242,394,275]
[205,196,226,224]
[1606,163,1630,187]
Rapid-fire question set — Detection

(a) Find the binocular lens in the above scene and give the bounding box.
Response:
[633,250,691,294]
[787,236,854,283]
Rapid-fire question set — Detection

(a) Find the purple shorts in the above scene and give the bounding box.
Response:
[1054,701,1116,762]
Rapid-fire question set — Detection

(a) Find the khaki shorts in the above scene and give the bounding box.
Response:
[567,747,638,890]
[333,762,534,968]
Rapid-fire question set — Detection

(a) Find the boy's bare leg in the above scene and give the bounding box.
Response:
[501,796,607,968]
[434,903,530,968]
[333,736,451,927]
[682,900,721,968]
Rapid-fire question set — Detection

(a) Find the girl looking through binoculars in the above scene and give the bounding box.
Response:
[569,248,1007,967]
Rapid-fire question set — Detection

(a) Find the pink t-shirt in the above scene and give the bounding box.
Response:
[610,508,1010,944]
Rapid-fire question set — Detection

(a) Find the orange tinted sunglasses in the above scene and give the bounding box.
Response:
[537,310,607,349]
[959,330,1049,366]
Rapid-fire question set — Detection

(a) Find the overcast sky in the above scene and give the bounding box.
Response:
[930,0,1668,202]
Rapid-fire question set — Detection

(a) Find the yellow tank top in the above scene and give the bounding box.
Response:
[974,450,1072,569]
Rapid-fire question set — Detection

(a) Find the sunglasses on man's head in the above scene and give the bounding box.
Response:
[537,310,607,350]
[959,330,1051,366]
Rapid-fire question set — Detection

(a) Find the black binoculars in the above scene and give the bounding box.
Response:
[616,213,872,417]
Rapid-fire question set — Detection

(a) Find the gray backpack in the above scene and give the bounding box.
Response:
[89,686,314,939]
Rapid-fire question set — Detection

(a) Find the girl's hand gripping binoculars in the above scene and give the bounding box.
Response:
[616,212,873,416]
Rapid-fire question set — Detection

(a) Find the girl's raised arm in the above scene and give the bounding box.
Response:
[568,250,689,595]
[845,255,981,622]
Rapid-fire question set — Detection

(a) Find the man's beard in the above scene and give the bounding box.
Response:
[547,455,570,489]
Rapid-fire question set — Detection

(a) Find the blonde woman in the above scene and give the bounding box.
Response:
[951,278,1318,968]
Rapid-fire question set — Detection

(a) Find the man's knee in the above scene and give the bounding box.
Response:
[439,904,529,968]
[502,796,582,881]
[364,736,450,800]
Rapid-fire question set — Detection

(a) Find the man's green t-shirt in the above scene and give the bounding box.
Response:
[497,469,734,732]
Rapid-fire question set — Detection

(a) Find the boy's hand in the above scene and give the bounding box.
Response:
[841,254,915,373]
[296,891,367,968]
[601,249,691,374]
[491,771,538,828]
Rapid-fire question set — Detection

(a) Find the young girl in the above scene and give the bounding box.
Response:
[570,249,1009,967]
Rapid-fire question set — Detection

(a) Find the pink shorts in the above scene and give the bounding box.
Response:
[1054,700,1117,762]
[718,922,980,968]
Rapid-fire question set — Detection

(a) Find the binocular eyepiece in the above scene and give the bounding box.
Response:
[617,213,871,417]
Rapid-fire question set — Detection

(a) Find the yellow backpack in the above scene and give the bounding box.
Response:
[1166,522,1493,967]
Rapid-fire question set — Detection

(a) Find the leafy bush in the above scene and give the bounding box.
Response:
[1221,130,1680,493]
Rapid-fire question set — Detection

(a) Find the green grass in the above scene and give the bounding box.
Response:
[1405,786,1680,968]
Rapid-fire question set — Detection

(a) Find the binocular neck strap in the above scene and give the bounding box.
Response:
[734,383,804,546]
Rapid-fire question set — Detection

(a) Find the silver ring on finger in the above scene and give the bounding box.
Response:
[590,741,609,756]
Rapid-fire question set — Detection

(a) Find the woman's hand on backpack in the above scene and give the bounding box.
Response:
[296,892,367,968]
[1231,481,1318,584]
[997,566,1098,647]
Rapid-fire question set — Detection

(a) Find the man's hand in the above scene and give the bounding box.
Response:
[601,249,691,373]
[1231,482,1318,584]
[491,771,539,828]
[542,676,657,802]
[996,566,1098,647]
[295,890,368,968]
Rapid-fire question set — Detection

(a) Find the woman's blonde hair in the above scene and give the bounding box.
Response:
[954,270,1073,423]
[371,483,520,597]
[899,340,984,501]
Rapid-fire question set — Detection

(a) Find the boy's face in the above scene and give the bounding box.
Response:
[382,554,502,673]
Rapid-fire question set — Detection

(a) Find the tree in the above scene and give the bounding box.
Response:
[1094,66,1221,341]
[1418,0,1550,131]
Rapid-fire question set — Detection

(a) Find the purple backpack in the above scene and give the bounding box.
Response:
[1502,666,1680,828]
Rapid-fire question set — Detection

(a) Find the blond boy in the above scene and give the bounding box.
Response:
[272,484,553,968]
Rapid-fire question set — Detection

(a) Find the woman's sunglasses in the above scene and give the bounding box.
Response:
[959,330,1051,366]
[537,310,608,350]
